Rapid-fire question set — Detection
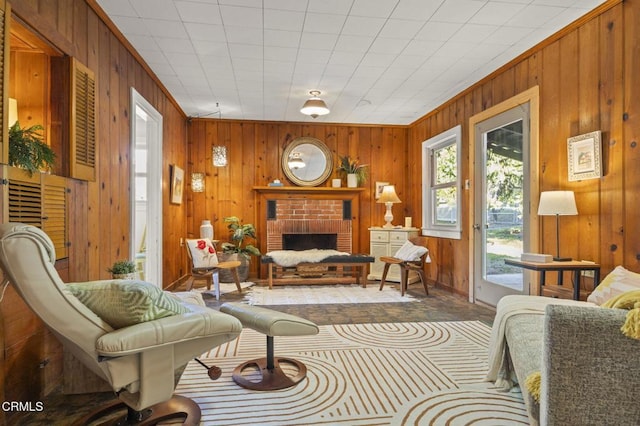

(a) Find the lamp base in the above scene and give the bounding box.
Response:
[553,256,572,262]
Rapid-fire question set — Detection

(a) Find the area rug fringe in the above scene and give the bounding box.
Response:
[244,284,417,305]
[176,321,527,425]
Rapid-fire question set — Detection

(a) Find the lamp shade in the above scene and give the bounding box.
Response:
[377,185,401,204]
[300,91,330,118]
[537,191,577,216]
[287,152,305,169]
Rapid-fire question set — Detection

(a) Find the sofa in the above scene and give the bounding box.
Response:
[488,293,640,425]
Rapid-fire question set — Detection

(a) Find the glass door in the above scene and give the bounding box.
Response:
[473,103,530,306]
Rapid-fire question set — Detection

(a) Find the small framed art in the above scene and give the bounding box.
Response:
[375,181,389,199]
[170,165,185,204]
[567,131,602,182]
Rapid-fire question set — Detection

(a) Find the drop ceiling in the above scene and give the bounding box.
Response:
[96,0,607,125]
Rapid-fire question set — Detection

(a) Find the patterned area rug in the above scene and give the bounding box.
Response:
[244,284,416,305]
[176,321,527,425]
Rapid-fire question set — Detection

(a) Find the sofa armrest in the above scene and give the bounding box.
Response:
[542,305,640,426]
[96,304,242,357]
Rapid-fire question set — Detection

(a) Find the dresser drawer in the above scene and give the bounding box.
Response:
[370,231,389,242]
[389,232,409,243]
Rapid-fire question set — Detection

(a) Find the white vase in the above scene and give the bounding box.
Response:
[200,220,214,239]
[347,173,358,188]
[332,178,342,188]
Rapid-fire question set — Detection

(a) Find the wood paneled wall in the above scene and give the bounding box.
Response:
[1,0,188,409]
[186,119,409,277]
[406,0,638,295]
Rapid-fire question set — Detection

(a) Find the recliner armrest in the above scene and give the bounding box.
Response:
[541,305,640,425]
[96,304,242,357]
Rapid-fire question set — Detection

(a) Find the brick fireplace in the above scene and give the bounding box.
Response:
[266,198,352,252]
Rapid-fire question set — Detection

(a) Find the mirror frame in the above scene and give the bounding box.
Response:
[281,137,333,187]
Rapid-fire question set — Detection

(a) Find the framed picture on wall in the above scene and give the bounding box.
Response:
[567,131,602,182]
[170,165,185,204]
[375,181,389,199]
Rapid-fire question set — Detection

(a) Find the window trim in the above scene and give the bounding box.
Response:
[421,125,462,240]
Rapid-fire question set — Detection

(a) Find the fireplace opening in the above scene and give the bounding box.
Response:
[283,233,337,251]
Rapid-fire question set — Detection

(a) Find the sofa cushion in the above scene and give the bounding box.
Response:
[587,266,640,305]
[67,280,189,329]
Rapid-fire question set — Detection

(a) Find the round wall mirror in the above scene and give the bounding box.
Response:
[282,137,333,186]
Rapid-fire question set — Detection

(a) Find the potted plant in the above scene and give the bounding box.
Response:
[8,122,56,176]
[219,216,261,282]
[337,155,367,187]
[107,260,137,280]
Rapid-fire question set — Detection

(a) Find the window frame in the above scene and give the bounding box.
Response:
[421,125,462,240]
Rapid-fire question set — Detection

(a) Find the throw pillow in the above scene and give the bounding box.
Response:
[393,240,428,262]
[187,238,219,268]
[587,266,640,305]
[67,280,189,329]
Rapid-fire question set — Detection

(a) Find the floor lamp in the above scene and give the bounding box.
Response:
[537,191,578,261]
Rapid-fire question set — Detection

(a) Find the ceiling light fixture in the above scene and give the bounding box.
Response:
[287,152,306,169]
[300,90,330,118]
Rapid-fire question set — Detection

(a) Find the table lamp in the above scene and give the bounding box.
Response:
[377,185,401,228]
[537,191,578,261]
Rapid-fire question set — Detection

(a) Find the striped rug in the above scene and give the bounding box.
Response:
[175,321,527,425]
[244,284,416,305]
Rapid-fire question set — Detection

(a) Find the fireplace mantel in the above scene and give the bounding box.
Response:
[253,186,365,195]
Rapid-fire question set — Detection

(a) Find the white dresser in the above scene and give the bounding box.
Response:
[367,227,419,283]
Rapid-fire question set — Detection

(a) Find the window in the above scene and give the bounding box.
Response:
[422,125,462,239]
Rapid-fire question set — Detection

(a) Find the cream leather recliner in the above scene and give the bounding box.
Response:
[0,223,243,425]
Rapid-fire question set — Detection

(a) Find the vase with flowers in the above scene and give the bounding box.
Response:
[337,155,367,187]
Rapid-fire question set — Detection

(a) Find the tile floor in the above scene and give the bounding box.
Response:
[13,282,495,425]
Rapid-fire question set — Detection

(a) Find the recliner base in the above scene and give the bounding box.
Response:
[74,394,201,426]
[232,356,307,391]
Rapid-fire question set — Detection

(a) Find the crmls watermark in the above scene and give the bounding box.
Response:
[2,401,44,412]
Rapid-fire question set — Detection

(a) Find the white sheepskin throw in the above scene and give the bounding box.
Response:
[266,249,350,267]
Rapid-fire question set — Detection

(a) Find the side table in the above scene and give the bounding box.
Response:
[504,259,600,301]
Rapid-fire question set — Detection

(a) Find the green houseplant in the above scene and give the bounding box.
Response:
[107,260,137,280]
[337,155,367,187]
[219,216,261,282]
[8,122,56,176]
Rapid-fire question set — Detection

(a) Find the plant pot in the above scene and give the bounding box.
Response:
[217,253,250,282]
[347,173,358,188]
[113,273,136,280]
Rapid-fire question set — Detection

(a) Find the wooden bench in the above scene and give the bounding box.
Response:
[261,254,375,289]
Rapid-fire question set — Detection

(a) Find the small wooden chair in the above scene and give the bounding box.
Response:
[185,238,243,299]
[379,236,430,296]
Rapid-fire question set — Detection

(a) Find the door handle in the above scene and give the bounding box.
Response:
[473,224,481,230]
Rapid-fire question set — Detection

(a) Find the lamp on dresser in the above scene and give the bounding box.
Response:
[537,190,578,261]
[377,185,401,229]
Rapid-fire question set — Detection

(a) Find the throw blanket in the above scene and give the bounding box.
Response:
[266,249,350,267]
[485,295,597,391]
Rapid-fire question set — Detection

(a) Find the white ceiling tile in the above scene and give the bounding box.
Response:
[391,0,444,21]
[379,19,425,39]
[342,16,387,37]
[97,0,607,124]
[350,0,398,18]
[430,0,485,23]
[508,5,565,28]
[220,5,263,27]
[304,13,347,34]
[369,37,410,54]
[300,33,339,50]
[175,1,222,24]
[131,0,181,21]
[264,29,301,47]
[265,9,305,31]
[469,2,526,26]
[450,24,498,43]
[414,21,462,41]
[225,26,263,44]
[307,0,354,15]
[334,35,375,52]
[265,0,308,11]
